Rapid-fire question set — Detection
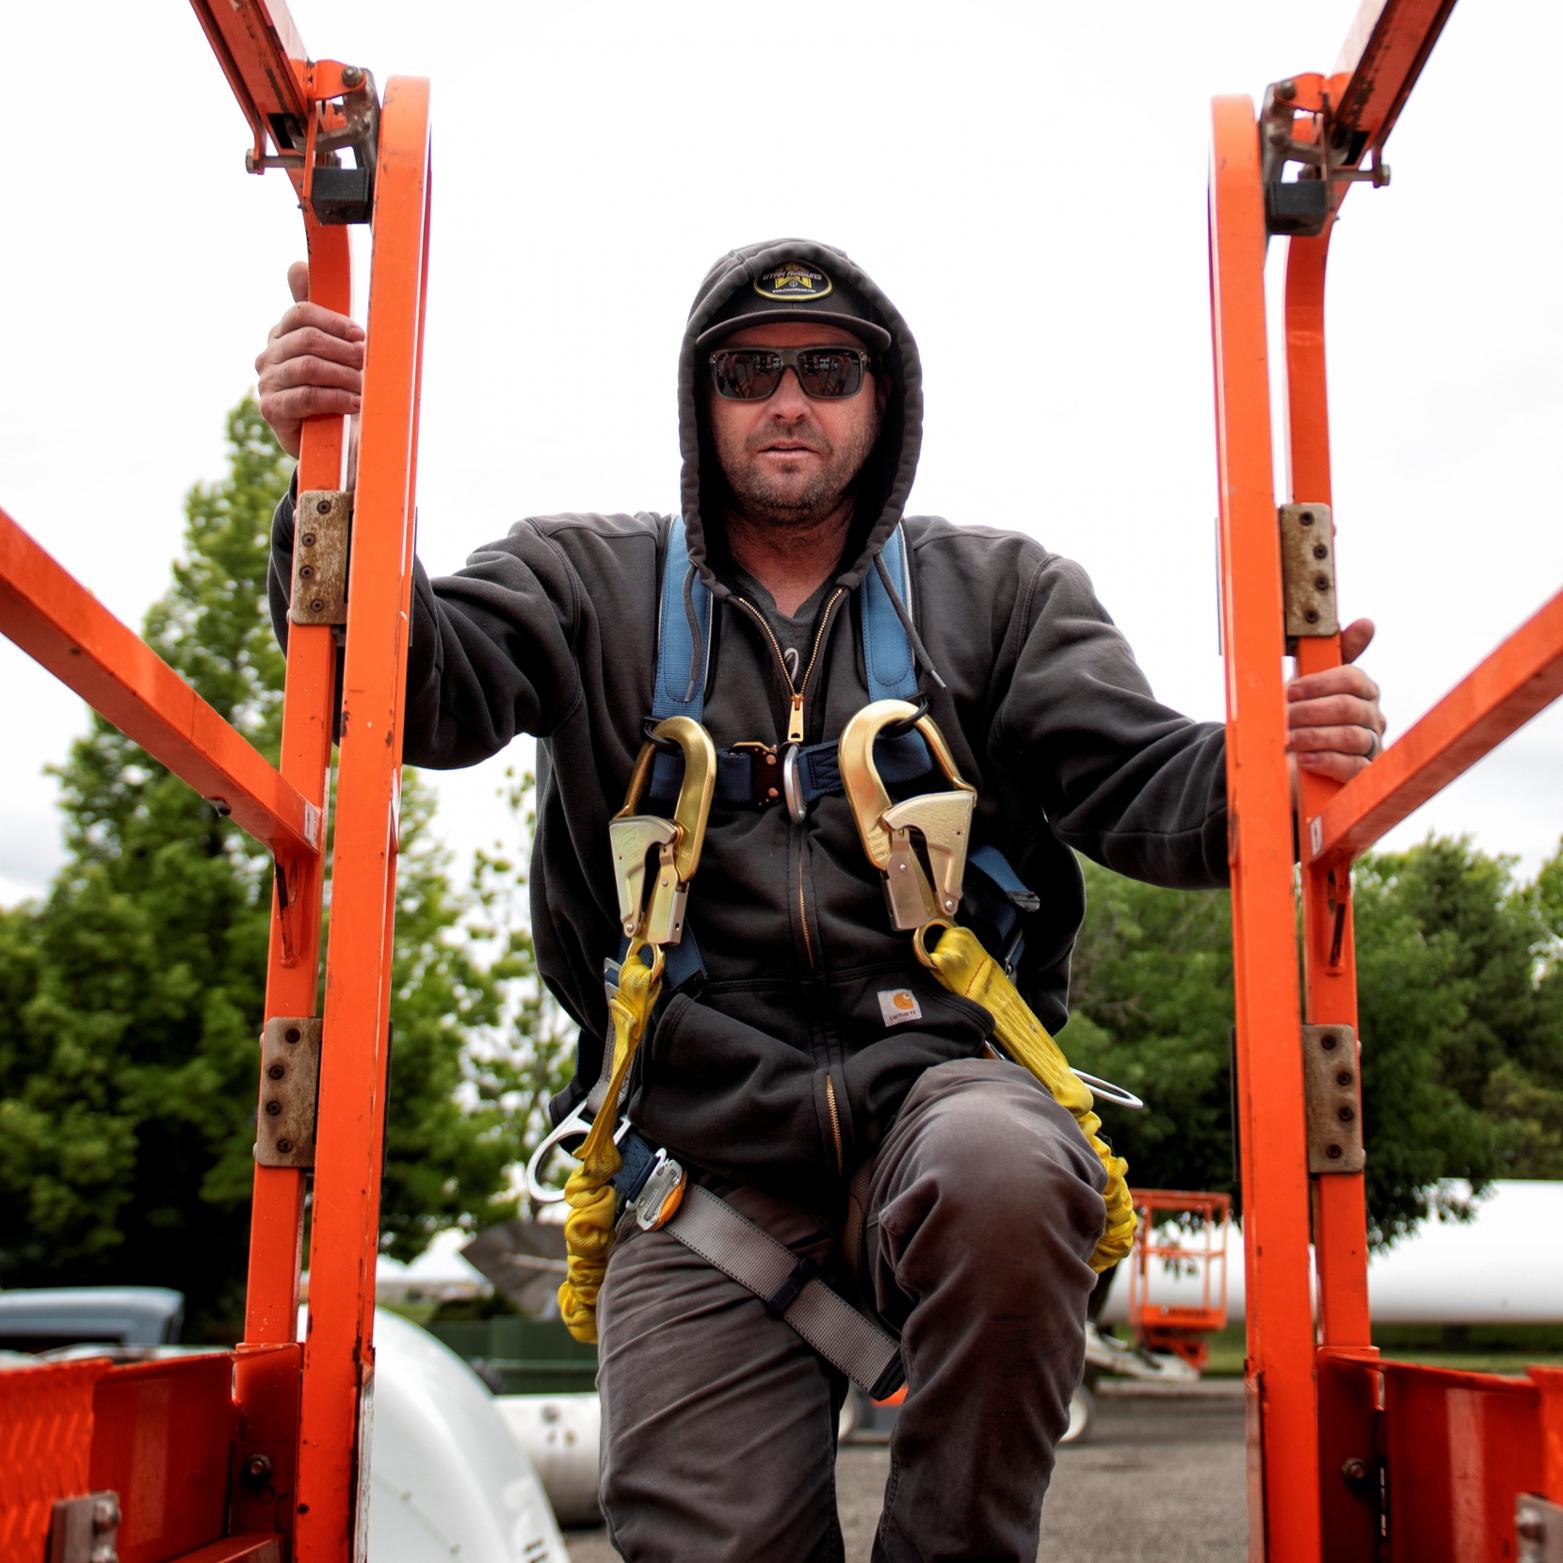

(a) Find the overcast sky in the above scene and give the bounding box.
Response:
[2,0,1558,911]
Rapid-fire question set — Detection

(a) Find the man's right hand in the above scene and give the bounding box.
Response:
[255,260,365,459]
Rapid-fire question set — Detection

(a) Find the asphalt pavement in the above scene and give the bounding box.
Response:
[562,1383,1247,1561]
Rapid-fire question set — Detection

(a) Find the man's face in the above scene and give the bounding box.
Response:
[707,321,888,528]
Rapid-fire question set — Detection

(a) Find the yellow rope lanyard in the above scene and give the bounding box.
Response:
[914,919,1137,1272]
[557,940,664,1342]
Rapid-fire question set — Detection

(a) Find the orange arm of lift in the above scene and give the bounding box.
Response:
[1307,588,1563,868]
[0,508,320,861]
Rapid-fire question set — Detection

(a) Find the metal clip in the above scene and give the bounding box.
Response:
[631,1149,688,1231]
[840,700,977,930]
[609,717,716,947]
[525,1104,633,1205]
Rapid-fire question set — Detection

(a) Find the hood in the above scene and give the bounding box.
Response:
[678,238,923,597]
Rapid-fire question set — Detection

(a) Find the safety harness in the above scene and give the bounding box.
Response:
[531,518,1137,1397]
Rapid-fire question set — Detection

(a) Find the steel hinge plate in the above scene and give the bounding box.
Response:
[254,1016,323,1168]
[48,1491,120,1563]
[1279,502,1338,644]
[289,490,352,625]
[1520,1494,1563,1563]
[1302,1023,1365,1173]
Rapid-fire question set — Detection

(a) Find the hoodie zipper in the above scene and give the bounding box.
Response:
[733,588,846,976]
[733,588,845,746]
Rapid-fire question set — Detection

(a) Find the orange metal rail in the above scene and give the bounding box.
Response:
[0,3,428,1559]
[1211,0,1563,1557]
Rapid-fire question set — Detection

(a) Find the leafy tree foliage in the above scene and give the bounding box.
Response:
[0,398,560,1328]
[1059,834,1563,1248]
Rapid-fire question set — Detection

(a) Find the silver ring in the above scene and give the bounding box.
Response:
[1365,729,1382,761]
[1070,1068,1146,1111]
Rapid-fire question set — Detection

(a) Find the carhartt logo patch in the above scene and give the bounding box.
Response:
[878,988,922,1027]
[754,262,833,302]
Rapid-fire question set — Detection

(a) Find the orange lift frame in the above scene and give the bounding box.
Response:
[1210,0,1563,1557]
[5,1,1562,1559]
[0,3,426,1559]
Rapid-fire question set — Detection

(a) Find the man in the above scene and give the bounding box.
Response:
[259,240,1383,1561]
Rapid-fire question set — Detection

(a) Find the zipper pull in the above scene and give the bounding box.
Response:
[787,694,805,746]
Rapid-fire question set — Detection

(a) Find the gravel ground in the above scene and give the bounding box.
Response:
[561,1386,1247,1562]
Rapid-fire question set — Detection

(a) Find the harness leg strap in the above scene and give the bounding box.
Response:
[663,1183,905,1401]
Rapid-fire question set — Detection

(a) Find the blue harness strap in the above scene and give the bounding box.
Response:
[861,522,918,702]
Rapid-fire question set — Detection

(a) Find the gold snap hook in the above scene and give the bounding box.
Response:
[608,716,716,946]
[839,700,977,931]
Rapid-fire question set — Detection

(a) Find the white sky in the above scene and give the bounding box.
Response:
[2,0,1559,910]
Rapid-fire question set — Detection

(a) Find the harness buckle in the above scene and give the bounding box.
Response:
[732,740,785,809]
[631,1148,688,1230]
[610,716,717,946]
[839,699,977,930]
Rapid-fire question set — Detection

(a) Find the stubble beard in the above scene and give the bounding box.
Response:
[719,409,883,535]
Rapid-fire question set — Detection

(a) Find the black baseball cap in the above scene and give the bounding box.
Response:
[694,258,892,352]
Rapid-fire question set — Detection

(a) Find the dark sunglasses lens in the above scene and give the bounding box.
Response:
[713,351,782,400]
[797,349,863,398]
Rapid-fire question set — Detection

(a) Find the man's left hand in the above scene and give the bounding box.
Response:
[1286,618,1386,782]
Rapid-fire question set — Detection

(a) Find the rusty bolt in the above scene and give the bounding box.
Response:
[341,64,364,87]
[1320,1033,1339,1051]
[1326,1143,1343,1160]
[1312,543,1328,560]
[277,1139,294,1154]
[1305,608,1320,624]
[93,1496,120,1531]
[310,599,324,612]
[1300,510,1314,525]
[302,532,317,547]
[316,498,332,515]
[1338,1105,1356,1124]
[1276,79,1298,102]
[285,1027,301,1044]
[1336,1070,1353,1088]
[299,563,315,579]
[1314,575,1331,592]
[268,1063,286,1080]
[1340,1456,1369,1483]
[265,1100,283,1117]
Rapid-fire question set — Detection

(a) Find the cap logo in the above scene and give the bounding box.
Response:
[754,263,833,302]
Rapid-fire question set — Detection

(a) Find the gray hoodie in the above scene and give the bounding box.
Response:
[270,238,1229,1203]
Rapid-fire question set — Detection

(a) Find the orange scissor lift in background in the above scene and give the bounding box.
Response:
[0,3,426,1559]
[1210,0,1563,1557]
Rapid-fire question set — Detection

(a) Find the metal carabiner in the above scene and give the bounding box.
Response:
[525,1103,633,1204]
[608,716,716,947]
[839,699,978,930]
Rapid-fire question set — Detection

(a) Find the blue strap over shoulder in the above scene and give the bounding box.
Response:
[861,522,918,702]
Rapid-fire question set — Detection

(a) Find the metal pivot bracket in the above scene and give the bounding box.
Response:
[1518,1494,1563,1563]
[1302,1023,1365,1173]
[1279,502,1338,648]
[254,1016,323,1168]
[1259,74,1391,239]
[48,1492,120,1563]
[289,491,352,626]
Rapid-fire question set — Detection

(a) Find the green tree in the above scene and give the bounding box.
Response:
[1059,835,1563,1248]
[0,397,544,1328]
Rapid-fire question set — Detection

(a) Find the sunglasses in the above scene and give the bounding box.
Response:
[709,345,874,401]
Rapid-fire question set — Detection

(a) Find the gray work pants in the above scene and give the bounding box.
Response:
[596,1058,1108,1562]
